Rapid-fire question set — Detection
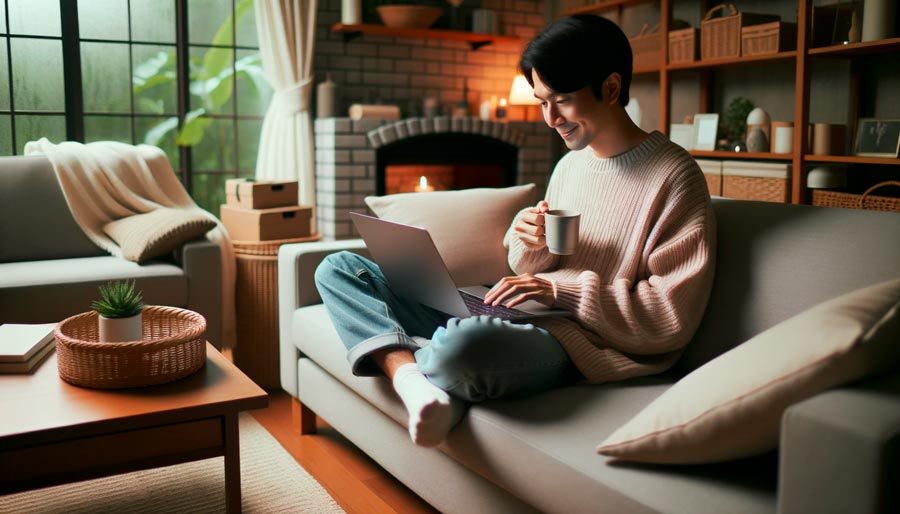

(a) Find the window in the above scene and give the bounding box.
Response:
[0,0,271,214]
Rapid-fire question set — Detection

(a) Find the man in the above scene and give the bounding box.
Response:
[315,14,715,448]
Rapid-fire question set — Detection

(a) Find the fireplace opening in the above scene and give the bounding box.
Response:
[376,133,518,196]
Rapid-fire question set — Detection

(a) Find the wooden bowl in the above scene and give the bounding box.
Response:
[376,5,443,29]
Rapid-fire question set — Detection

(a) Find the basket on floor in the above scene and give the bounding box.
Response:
[812,181,900,213]
[55,305,207,389]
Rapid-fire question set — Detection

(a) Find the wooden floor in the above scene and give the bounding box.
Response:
[249,390,440,514]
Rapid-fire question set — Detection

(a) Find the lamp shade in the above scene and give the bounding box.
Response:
[508,75,540,105]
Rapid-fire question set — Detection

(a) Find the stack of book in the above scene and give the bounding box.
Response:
[0,323,57,374]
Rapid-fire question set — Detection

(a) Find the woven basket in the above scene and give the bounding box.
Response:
[812,181,900,213]
[701,4,779,60]
[55,306,207,389]
[669,27,698,64]
[630,23,662,69]
[741,21,796,56]
[723,175,789,203]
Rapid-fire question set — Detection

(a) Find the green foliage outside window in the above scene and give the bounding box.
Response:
[134,0,267,150]
[131,0,269,213]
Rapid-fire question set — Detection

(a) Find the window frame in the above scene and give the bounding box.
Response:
[1,0,263,196]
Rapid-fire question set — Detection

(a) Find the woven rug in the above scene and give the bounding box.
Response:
[0,413,345,514]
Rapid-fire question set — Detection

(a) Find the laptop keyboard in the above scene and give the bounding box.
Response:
[459,290,538,321]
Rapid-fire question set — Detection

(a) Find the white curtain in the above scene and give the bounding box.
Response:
[254,0,318,213]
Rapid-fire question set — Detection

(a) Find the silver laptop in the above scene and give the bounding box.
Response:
[350,212,570,320]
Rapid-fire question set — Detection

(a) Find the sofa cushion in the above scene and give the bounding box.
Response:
[0,256,187,324]
[290,304,777,514]
[364,184,537,287]
[681,199,900,372]
[597,278,900,464]
[102,208,216,262]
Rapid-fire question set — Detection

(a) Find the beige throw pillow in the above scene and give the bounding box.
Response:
[364,184,537,287]
[103,208,216,262]
[597,278,900,464]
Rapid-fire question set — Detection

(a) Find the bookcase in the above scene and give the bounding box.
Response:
[560,0,900,205]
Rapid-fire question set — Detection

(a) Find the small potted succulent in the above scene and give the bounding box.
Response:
[91,280,145,342]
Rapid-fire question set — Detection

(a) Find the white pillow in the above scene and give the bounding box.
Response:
[597,278,900,464]
[364,184,537,287]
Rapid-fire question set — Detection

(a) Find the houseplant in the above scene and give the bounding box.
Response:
[91,280,145,342]
[721,96,755,151]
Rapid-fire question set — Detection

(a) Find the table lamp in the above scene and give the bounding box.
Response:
[508,74,540,121]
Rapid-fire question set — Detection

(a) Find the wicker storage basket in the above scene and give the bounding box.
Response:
[696,159,723,196]
[742,21,797,56]
[701,4,779,60]
[232,235,321,388]
[669,27,698,64]
[812,181,900,213]
[54,306,207,389]
[722,161,790,203]
[630,23,662,69]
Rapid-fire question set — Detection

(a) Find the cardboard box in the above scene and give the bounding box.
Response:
[225,179,299,209]
[220,204,312,241]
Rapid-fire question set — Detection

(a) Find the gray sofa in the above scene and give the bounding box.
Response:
[0,155,223,346]
[278,197,900,514]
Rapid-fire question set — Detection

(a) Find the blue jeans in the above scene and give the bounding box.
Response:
[314,251,575,402]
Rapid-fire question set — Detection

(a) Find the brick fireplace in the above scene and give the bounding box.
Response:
[315,116,559,239]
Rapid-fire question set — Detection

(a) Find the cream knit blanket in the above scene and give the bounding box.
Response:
[25,138,237,349]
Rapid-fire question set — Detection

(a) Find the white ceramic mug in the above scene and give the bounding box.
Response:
[544,210,581,255]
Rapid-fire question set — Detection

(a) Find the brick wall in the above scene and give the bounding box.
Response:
[315,116,557,239]
[313,0,545,119]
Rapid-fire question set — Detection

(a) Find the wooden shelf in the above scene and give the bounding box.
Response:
[804,155,900,166]
[690,150,793,161]
[331,23,521,50]
[553,1,900,204]
[634,64,662,75]
[667,51,797,71]
[809,37,900,57]
[564,0,656,16]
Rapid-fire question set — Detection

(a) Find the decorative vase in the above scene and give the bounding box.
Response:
[848,9,861,43]
[341,0,361,25]
[746,127,769,152]
[862,0,896,42]
[316,73,338,119]
[99,312,142,342]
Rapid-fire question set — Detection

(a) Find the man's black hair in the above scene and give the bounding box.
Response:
[519,15,633,107]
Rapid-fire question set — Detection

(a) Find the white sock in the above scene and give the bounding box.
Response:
[392,363,460,447]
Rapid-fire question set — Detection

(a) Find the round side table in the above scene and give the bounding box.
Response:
[232,234,321,388]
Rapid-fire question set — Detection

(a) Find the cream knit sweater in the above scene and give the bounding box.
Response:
[507,131,716,383]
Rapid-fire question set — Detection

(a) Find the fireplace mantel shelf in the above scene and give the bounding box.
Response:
[331,23,521,50]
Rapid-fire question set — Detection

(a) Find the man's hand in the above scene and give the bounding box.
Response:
[483,273,555,308]
[514,201,550,249]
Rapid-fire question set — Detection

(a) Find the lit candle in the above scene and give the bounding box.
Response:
[414,175,434,192]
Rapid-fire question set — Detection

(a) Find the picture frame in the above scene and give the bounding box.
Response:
[692,113,719,151]
[854,118,900,157]
[669,123,694,151]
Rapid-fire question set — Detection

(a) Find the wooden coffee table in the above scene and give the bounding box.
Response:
[0,342,267,513]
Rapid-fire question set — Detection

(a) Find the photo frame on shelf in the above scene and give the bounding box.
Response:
[669,123,694,150]
[854,118,900,158]
[692,114,719,151]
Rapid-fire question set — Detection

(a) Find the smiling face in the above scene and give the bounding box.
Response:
[532,71,609,153]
